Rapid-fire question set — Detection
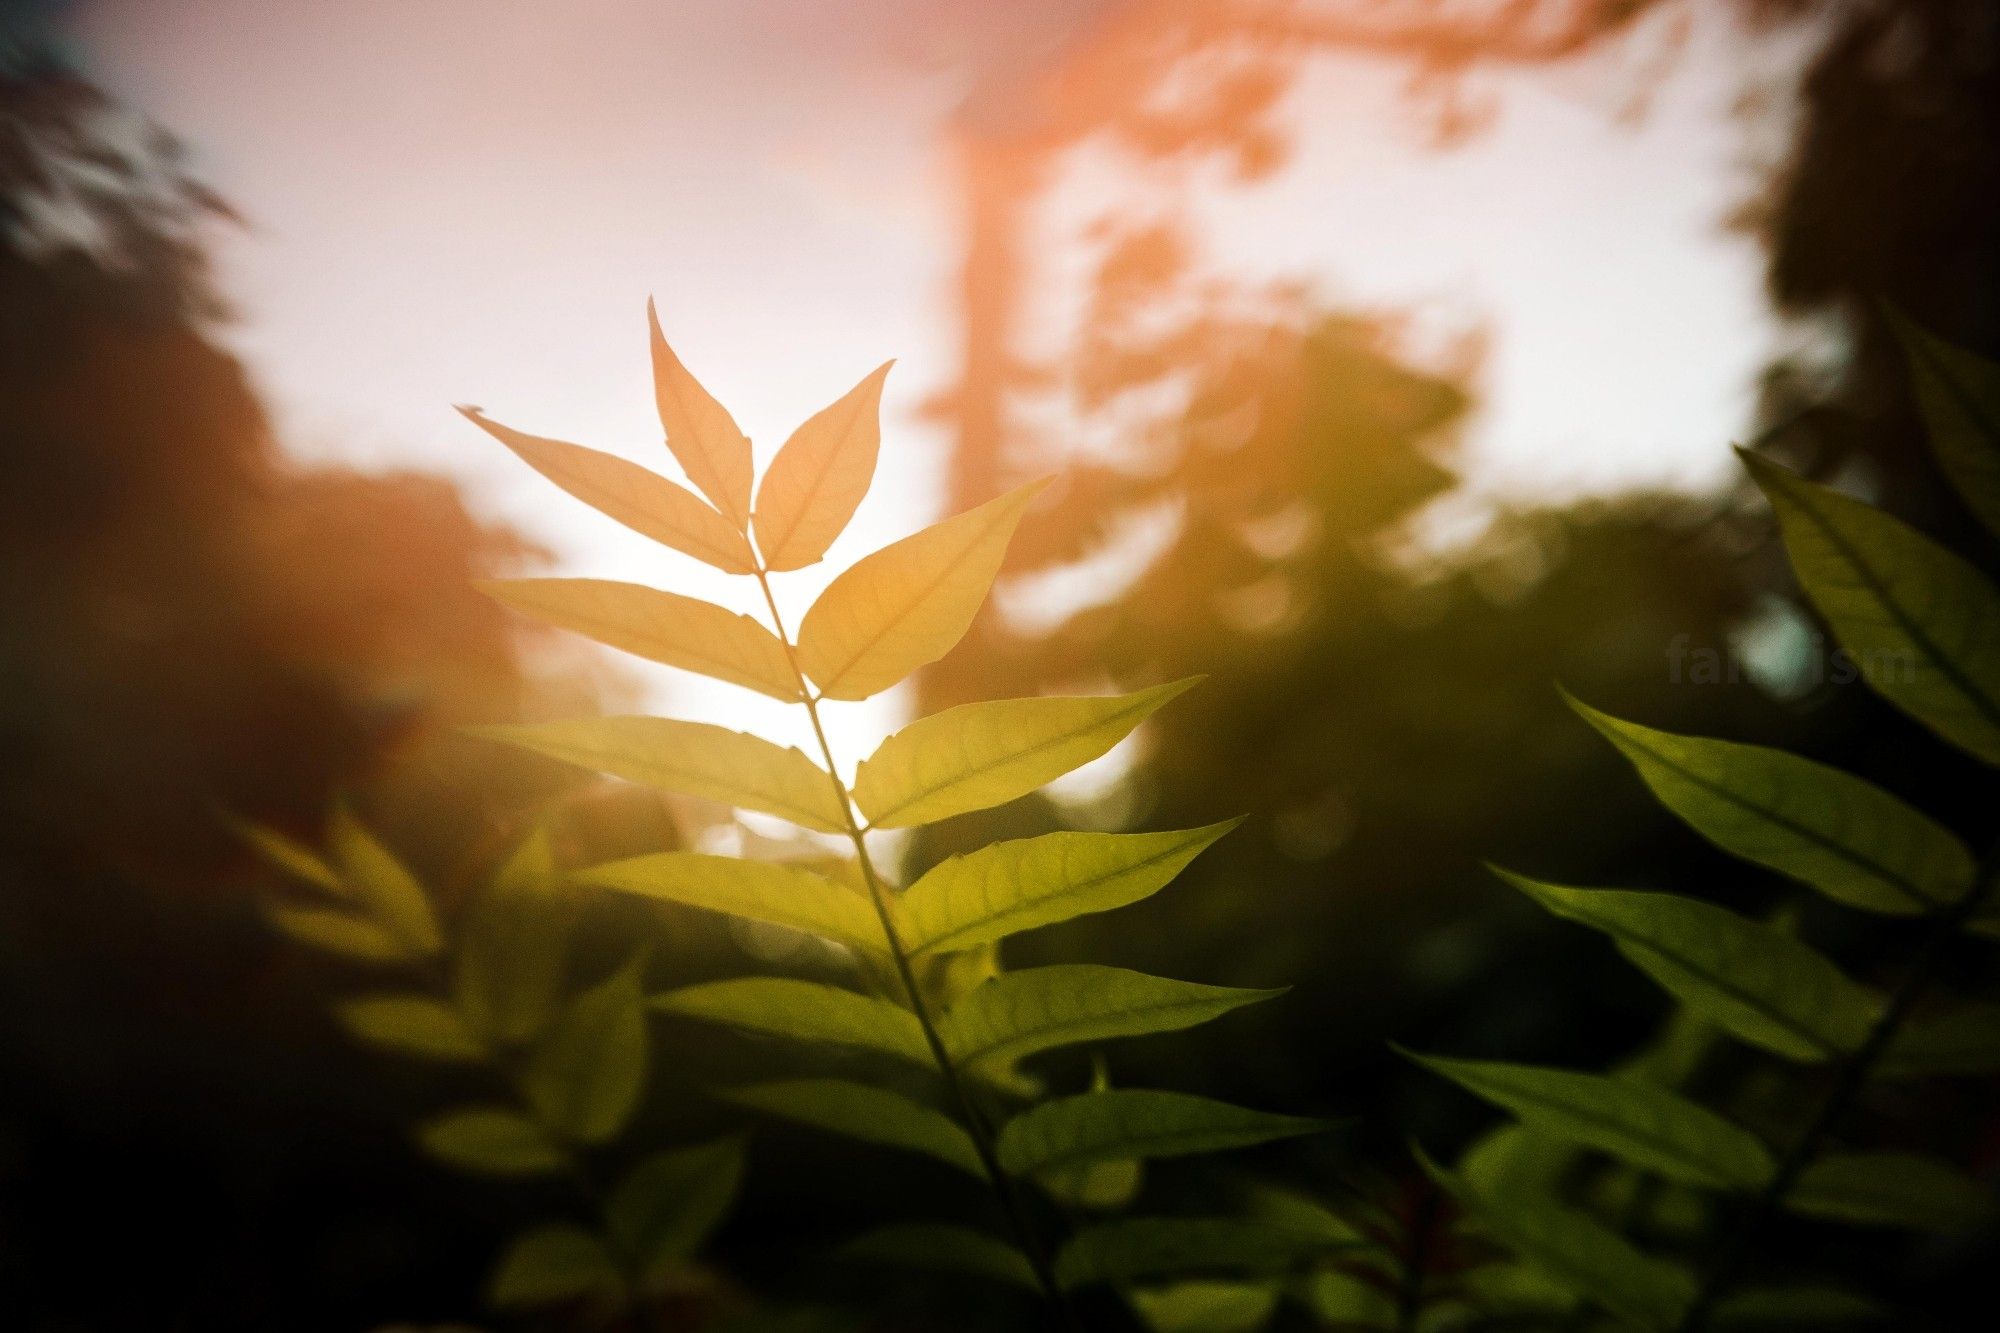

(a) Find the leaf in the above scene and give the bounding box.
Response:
[417,1108,567,1176]
[458,406,753,572]
[651,977,930,1065]
[481,579,797,701]
[997,1089,1328,1177]
[228,818,341,893]
[754,361,893,571]
[1788,1150,1988,1232]
[1129,1280,1279,1333]
[454,826,575,1044]
[1403,1050,1773,1191]
[471,716,848,833]
[1055,1217,1344,1289]
[648,301,753,525]
[520,956,649,1143]
[1569,695,1975,914]
[852,680,1201,828]
[1497,870,1881,1062]
[605,1139,745,1284]
[1742,449,2000,764]
[841,1225,1039,1291]
[1889,309,2000,537]
[795,480,1047,700]
[717,1078,982,1177]
[335,994,485,1063]
[940,965,1283,1074]
[328,807,443,955]
[901,822,1238,957]
[1878,1002,2000,1078]
[575,852,884,956]
[1712,1285,1884,1328]
[262,903,410,963]
[489,1224,625,1309]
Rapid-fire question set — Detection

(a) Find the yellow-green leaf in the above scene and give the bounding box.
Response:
[1890,310,2000,537]
[997,1089,1327,1177]
[417,1108,567,1176]
[718,1078,982,1177]
[262,903,409,963]
[489,1225,625,1309]
[335,994,485,1063]
[940,965,1283,1074]
[1497,870,1882,1063]
[1130,1281,1279,1333]
[459,406,753,572]
[481,579,797,701]
[327,807,441,955]
[520,956,649,1143]
[796,480,1046,700]
[1404,1050,1773,1191]
[575,852,884,957]
[648,301,752,525]
[1055,1217,1344,1290]
[843,1225,1038,1291]
[754,361,892,571]
[651,977,930,1065]
[1789,1150,1988,1232]
[606,1140,745,1284]
[901,822,1237,956]
[1743,449,2000,764]
[453,826,575,1045]
[471,716,847,833]
[1570,695,1975,914]
[853,680,1200,828]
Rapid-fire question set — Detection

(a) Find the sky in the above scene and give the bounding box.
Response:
[72,0,1794,761]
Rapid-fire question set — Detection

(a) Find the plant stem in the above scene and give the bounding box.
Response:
[750,568,1081,1328]
[1674,863,1998,1332]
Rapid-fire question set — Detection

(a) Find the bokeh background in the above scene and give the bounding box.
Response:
[3,0,1996,1328]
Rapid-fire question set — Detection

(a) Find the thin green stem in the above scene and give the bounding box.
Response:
[749,567,1080,1327]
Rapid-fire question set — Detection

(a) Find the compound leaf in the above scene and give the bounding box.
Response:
[578,852,883,956]
[718,1078,982,1177]
[648,301,752,525]
[754,361,892,570]
[652,977,930,1065]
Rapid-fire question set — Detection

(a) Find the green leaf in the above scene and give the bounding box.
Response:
[1569,695,1975,914]
[1712,1285,1884,1328]
[1497,870,1881,1062]
[940,965,1283,1074]
[1878,1002,2000,1077]
[901,822,1238,957]
[1403,1050,1773,1190]
[1788,1150,1988,1232]
[1129,1280,1279,1333]
[718,1078,982,1177]
[334,994,485,1062]
[489,1224,625,1309]
[1742,449,2000,764]
[520,956,649,1143]
[754,361,892,571]
[458,406,753,572]
[1889,309,2000,537]
[852,680,1201,828]
[651,977,930,1065]
[470,716,848,833]
[1055,1217,1344,1289]
[417,1108,567,1176]
[453,825,575,1045]
[480,579,798,701]
[576,852,883,956]
[605,1139,745,1284]
[997,1089,1327,1177]
[262,903,410,962]
[841,1224,1039,1291]
[648,301,753,525]
[1295,1269,1398,1327]
[328,807,442,955]
[795,480,1046,700]
[228,818,341,893]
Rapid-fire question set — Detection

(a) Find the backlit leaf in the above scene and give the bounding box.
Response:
[1890,309,2000,537]
[1498,870,1881,1062]
[335,994,485,1063]
[489,1225,625,1309]
[1743,449,2000,764]
[652,977,930,1065]
[853,680,1200,828]
[1055,1217,1344,1289]
[997,1089,1327,1178]
[328,807,442,955]
[841,1225,1038,1291]
[718,1078,982,1177]
[576,852,884,957]
[521,956,648,1143]
[1789,1150,1988,1232]
[417,1107,567,1176]
[940,965,1283,1074]
[606,1139,745,1284]
[796,480,1046,700]
[901,823,1238,956]
[481,579,797,701]
[1404,1050,1774,1191]
[754,361,892,571]
[1570,695,1974,914]
[263,903,409,962]
[472,716,847,833]
[459,406,753,572]
[454,826,575,1045]
[1130,1280,1279,1333]
[648,301,752,525]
